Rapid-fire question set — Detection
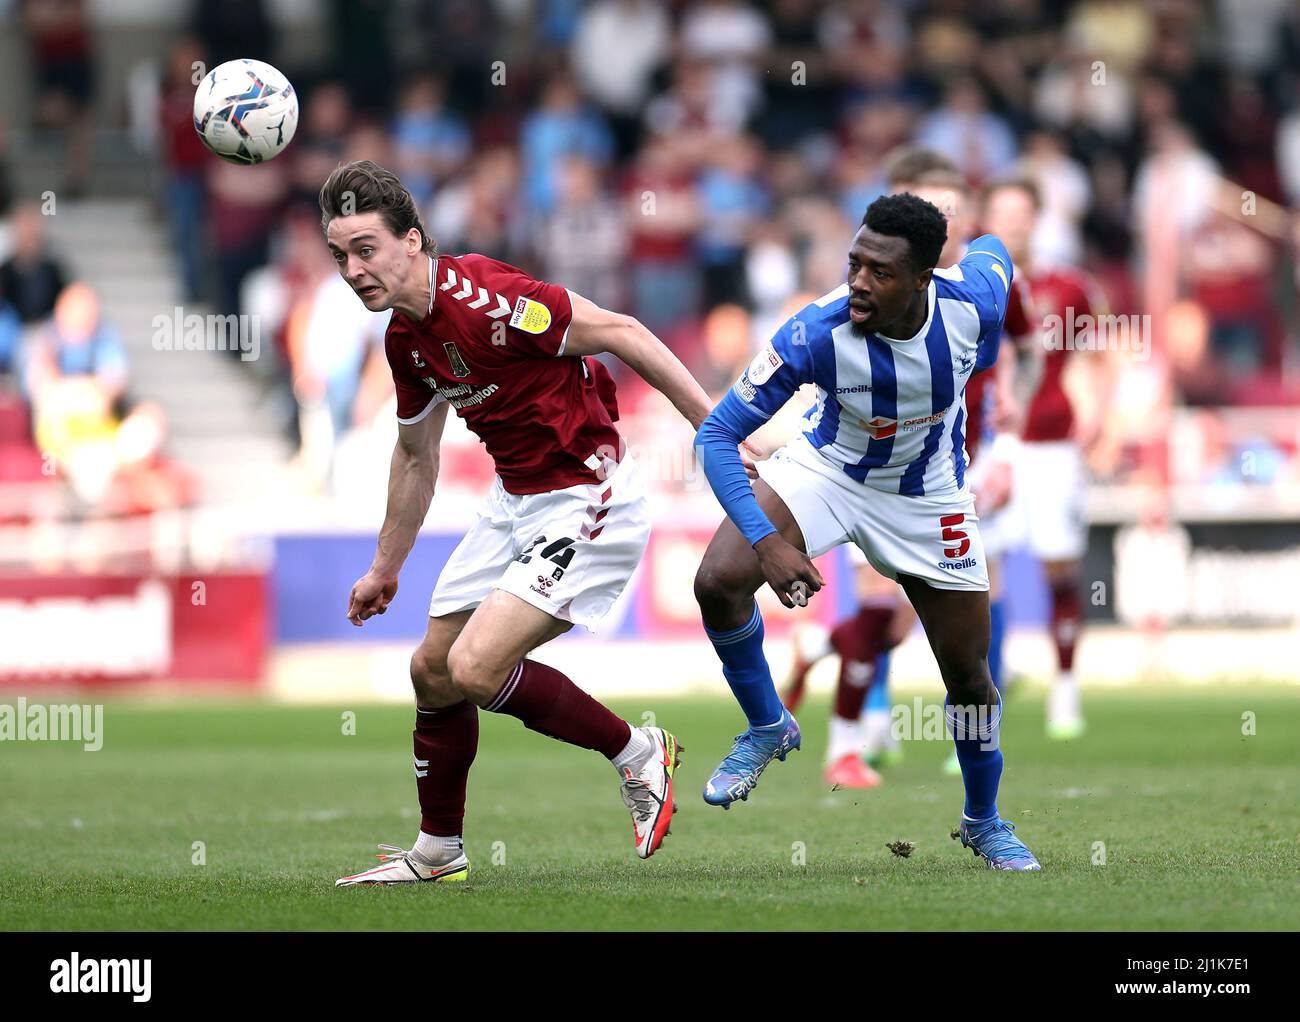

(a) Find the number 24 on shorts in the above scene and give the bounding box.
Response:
[518,535,576,580]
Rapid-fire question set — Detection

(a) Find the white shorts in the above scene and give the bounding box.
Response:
[1016,440,1087,561]
[428,455,651,632]
[758,435,989,592]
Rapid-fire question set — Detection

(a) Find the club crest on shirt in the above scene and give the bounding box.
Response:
[443,341,471,378]
[509,297,552,334]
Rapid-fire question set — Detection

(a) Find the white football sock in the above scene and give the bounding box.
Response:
[862,708,895,755]
[1047,672,1081,722]
[611,725,653,774]
[412,831,463,866]
[827,716,865,763]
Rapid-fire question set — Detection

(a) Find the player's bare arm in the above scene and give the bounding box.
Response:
[563,291,713,429]
[347,400,450,626]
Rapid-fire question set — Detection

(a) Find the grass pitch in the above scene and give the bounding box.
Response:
[2,685,1297,931]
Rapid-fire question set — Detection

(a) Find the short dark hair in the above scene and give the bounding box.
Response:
[883,146,959,190]
[319,160,436,255]
[861,193,948,272]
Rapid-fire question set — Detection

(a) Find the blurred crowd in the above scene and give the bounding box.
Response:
[3,0,1299,505]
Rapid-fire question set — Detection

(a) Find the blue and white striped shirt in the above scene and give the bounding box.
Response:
[696,235,1013,544]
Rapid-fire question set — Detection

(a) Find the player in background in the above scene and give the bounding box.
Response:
[693,192,1041,870]
[781,149,1041,788]
[982,176,1110,740]
[322,161,716,884]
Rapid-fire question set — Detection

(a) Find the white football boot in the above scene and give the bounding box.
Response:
[335,843,470,886]
[619,727,681,859]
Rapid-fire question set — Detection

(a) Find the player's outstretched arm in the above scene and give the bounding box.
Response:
[347,401,450,626]
[563,292,714,431]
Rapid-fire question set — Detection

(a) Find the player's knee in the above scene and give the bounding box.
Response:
[693,558,748,617]
[410,646,456,706]
[938,653,991,706]
[445,639,505,704]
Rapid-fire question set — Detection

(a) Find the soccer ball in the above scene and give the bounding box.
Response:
[193,58,298,165]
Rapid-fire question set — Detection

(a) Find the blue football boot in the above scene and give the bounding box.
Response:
[703,710,801,808]
[958,816,1042,871]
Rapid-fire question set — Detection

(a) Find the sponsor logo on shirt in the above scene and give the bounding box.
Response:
[835,384,872,394]
[510,297,552,334]
[747,344,783,385]
[734,376,757,402]
[435,381,500,409]
[856,406,951,439]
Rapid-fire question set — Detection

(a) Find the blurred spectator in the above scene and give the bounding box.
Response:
[915,77,1018,183]
[206,158,288,321]
[520,72,614,215]
[536,156,626,312]
[21,0,96,196]
[1019,130,1091,267]
[679,0,773,128]
[23,283,128,412]
[191,0,275,67]
[428,146,522,259]
[623,137,701,336]
[159,37,210,303]
[695,135,769,308]
[571,0,671,152]
[0,203,69,325]
[391,74,470,209]
[289,82,354,209]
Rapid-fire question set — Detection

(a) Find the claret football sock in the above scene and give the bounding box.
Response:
[486,658,631,759]
[704,600,785,728]
[830,604,893,721]
[946,690,1003,822]
[413,701,479,839]
[1049,576,1081,675]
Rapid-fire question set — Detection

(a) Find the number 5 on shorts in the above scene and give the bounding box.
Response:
[940,513,970,558]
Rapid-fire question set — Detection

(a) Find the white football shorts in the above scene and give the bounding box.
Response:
[758,434,988,592]
[428,455,651,632]
[1016,439,1087,562]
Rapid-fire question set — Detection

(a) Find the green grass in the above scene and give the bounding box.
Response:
[2,686,1298,930]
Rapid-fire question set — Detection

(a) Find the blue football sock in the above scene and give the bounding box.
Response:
[946,690,1003,821]
[988,598,1006,695]
[865,651,892,712]
[704,601,785,728]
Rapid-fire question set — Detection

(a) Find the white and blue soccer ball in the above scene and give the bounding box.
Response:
[193,58,298,165]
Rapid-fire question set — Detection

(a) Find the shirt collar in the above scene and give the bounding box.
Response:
[427,256,437,316]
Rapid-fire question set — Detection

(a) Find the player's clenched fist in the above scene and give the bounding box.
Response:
[347,571,399,626]
[753,533,824,609]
